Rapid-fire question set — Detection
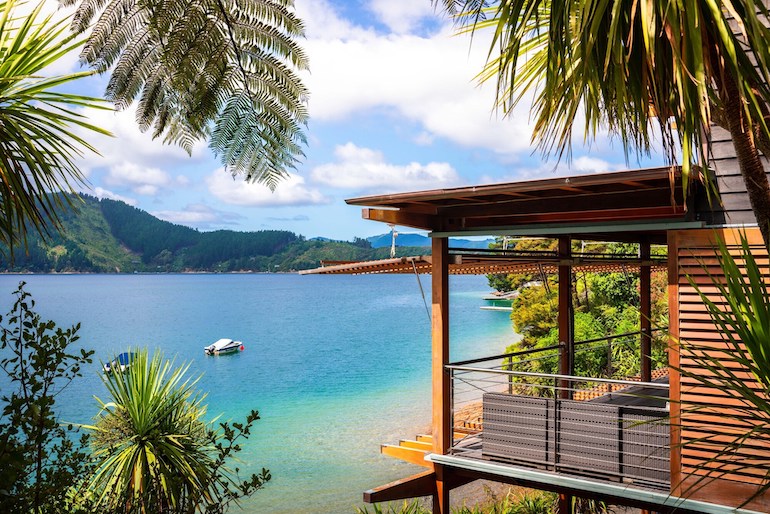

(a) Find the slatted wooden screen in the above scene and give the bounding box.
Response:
[669,228,770,510]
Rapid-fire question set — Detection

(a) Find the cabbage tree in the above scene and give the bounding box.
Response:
[85,349,269,513]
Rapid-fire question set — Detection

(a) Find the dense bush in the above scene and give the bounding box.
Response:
[495,240,668,383]
[0,283,94,513]
[354,488,612,513]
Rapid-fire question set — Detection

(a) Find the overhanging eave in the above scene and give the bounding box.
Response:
[430,220,704,240]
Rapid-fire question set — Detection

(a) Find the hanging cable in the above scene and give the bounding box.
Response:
[412,259,431,321]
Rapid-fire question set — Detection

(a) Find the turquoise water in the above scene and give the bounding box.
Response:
[0,274,516,513]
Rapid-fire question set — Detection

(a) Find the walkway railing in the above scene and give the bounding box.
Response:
[445,330,671,490]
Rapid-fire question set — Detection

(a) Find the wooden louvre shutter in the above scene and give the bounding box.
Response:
[669,228,770,510]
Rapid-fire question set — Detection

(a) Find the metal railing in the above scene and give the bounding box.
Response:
[446,331,671,490]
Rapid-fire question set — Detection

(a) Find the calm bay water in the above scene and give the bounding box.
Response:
[0,273,516,513]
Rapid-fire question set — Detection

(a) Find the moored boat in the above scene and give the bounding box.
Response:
[204,338,244,355]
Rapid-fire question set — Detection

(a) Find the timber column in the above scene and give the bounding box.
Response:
[431,237,450,514]
[557,236,573,514]
[558,236,573,380]
[640,238,652,383]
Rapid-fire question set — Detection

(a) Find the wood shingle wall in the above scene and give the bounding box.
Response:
[699,126,770,226]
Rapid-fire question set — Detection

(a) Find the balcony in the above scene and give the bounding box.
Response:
[446,331,670,492]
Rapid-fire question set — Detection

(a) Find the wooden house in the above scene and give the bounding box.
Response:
[304,160,770,513]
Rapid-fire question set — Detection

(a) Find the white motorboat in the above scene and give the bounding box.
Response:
[204,338,244,356]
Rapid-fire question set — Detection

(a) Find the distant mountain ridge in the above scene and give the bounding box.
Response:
[367,232,494,249]
[0,194,428,273]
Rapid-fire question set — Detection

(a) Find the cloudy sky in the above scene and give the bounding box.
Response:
[64,0,664,240]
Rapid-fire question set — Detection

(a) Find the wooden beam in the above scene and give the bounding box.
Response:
[399,439,433,451]
[640,237,652,383]
[416,433,468,443]
[380,445,431,468]
[363,471,436,503]
[432,237,451,514]
[363,471,477,504]
[389,201,440,214]
[461,205,686,228]
[362,208,437,230]
[439,187,680,219]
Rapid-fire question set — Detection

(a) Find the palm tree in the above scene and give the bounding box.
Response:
[0,0,109,249]
[84,349,269,513]
[436,0,770,246]
[62,0,310,189]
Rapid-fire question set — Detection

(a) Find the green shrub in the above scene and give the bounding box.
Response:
[0,283,95,513]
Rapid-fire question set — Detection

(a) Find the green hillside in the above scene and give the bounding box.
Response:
[0,195,425,273]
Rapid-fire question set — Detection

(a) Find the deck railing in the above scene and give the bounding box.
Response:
[446,331,671,490]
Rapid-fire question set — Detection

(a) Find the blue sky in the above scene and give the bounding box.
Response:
[59,0,665,240]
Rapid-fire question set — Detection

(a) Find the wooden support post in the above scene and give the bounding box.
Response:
[558,236,573,394]
[667,231,682,495]
[431,237,450,514]
[640,238,652,383]
[557,236,573,514]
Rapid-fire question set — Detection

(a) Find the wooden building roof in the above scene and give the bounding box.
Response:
[347,167,704,241]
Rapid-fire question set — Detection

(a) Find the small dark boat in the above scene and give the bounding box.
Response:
[103,352,136,372]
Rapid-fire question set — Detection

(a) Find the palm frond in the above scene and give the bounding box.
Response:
[0,0,109,252]
[64,0,309,188]
[439,1,770,191]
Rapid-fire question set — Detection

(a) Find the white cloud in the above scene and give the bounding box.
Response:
[414,131,435,146]
[368,0,436,33]
[74,106,207,175]
[10,2,83,77]
[267,214,310,222]
[295,0,536,156]
[295,0,374,40]
[207,170,330,207]
[90,187,138,206]
[104,162,182,196]
[572,156,619,174]
[311,142,459,191]
[483,155,626,183]
[152,203,243,228]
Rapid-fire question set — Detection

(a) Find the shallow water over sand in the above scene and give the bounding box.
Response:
[0,273,516,513]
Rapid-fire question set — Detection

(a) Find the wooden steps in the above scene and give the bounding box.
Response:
[380,433,469,467]
[380,443,431,467]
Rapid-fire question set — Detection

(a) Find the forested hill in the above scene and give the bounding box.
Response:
[0,195,422,273]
